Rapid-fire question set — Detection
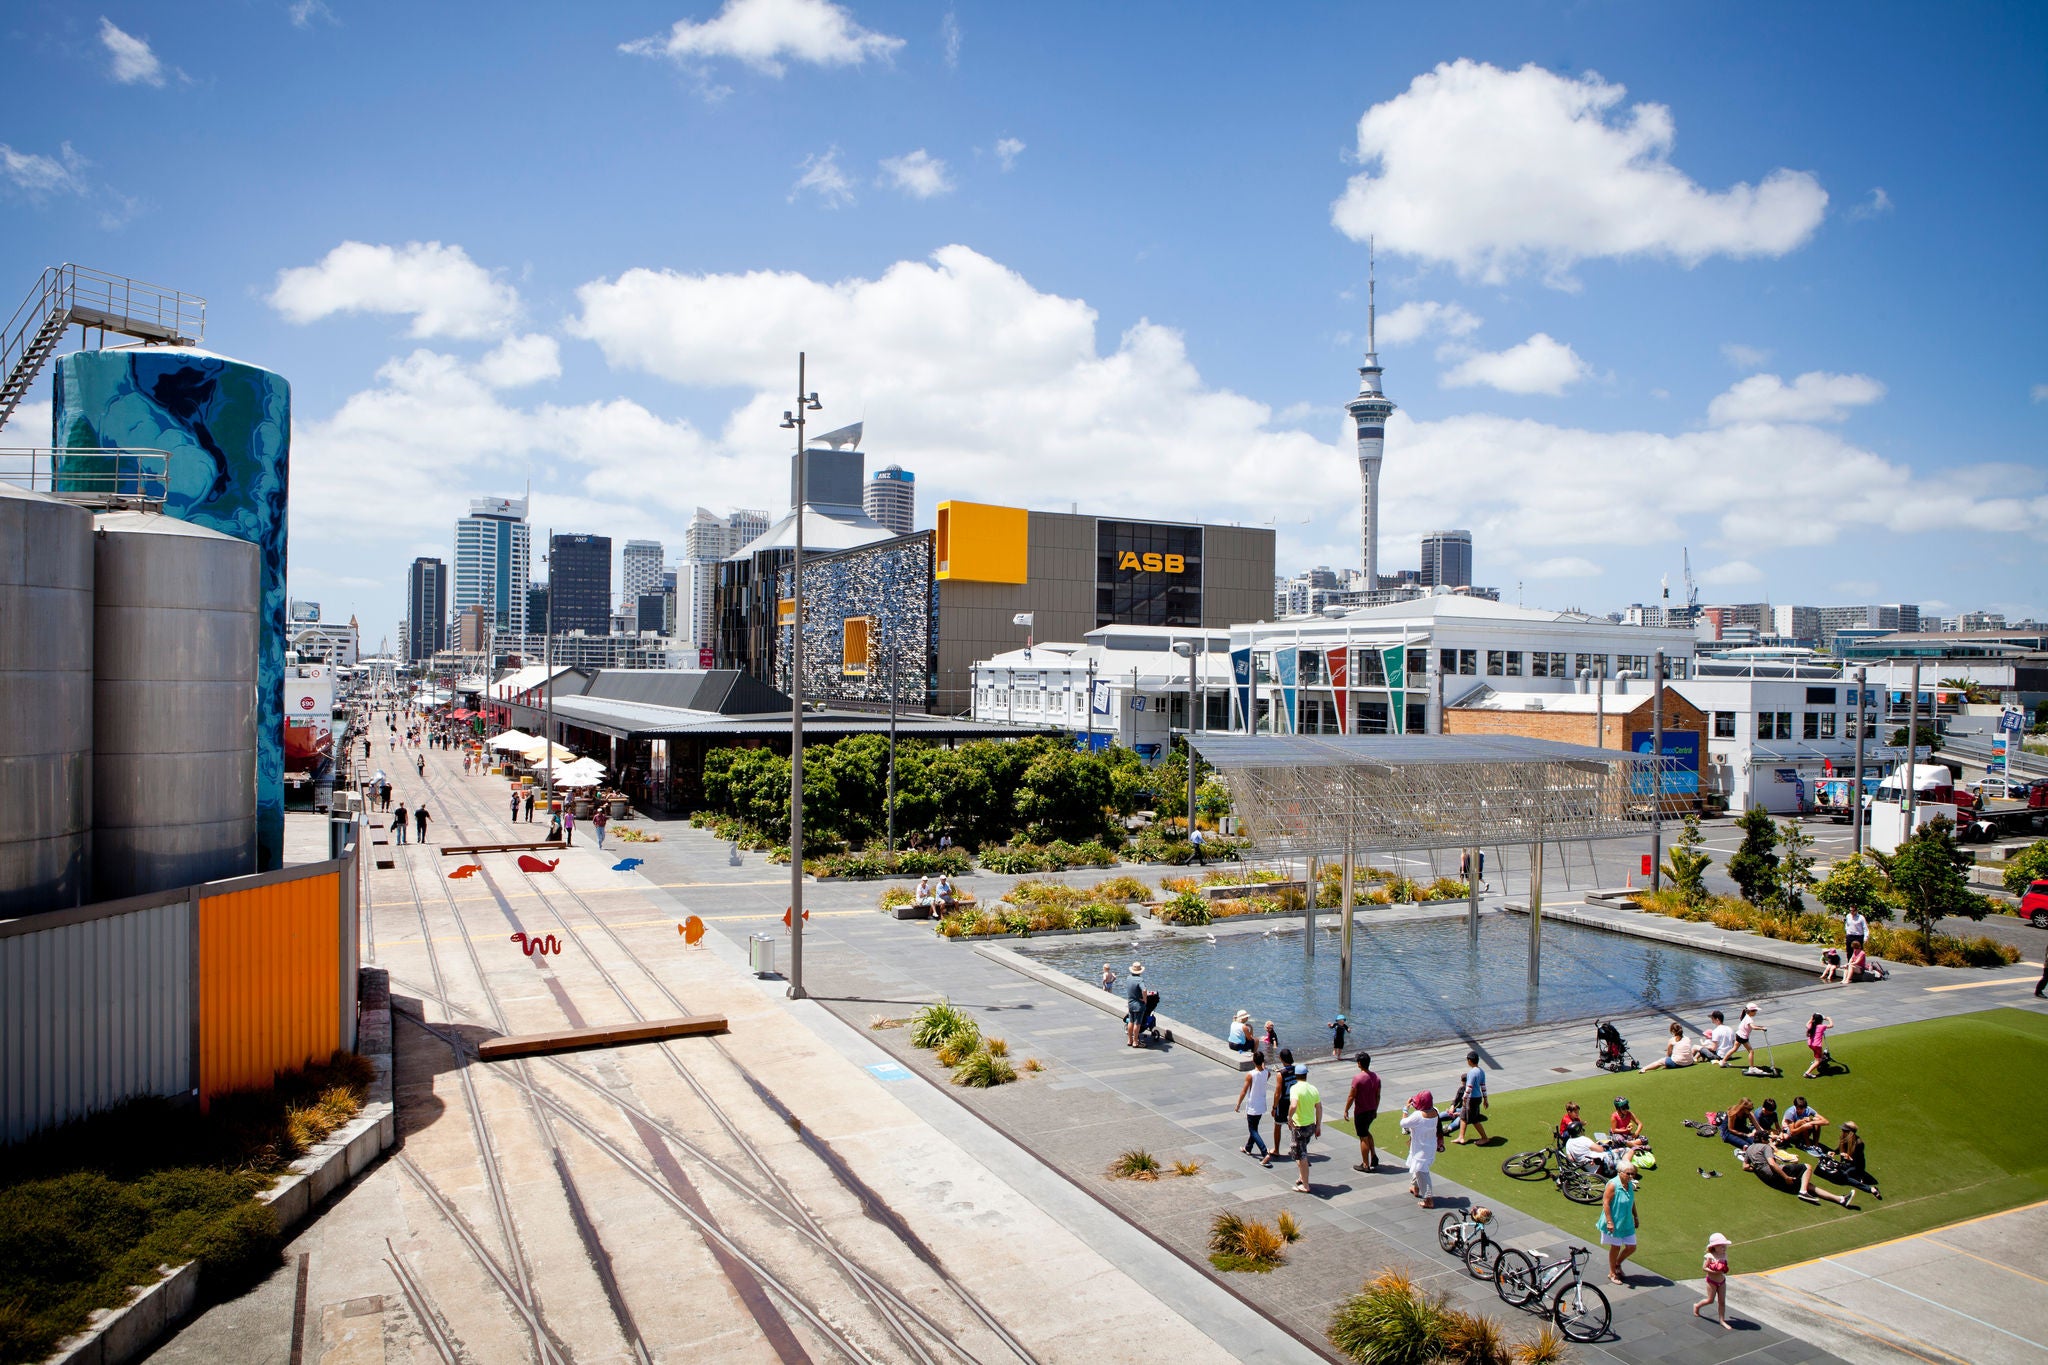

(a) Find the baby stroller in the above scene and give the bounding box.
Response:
[1133,989,1171,1046]
[1595,1019,1637,1072]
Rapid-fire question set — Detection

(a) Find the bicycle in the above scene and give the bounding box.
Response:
[1434,1206,1500,1280]
[1500,1137,1605,1205]
[1493,1244,1611,1342]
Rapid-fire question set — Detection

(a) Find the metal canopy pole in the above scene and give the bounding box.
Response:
[1852,666,1867,855]
[1337,843,1354,1012]
[1306,853,1319,955]
[886,637,898,852]
[1466,843,1480,945]
[1650,649,1665,892]
[1526,837,1544,989]
[1903,661,1921,835]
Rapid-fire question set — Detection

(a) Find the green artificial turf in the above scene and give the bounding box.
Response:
[1327,1008,2048,1279]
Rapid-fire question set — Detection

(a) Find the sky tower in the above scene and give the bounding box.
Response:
[1345,243,1396,590]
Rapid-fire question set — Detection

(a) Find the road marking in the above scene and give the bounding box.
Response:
[1922,975,2039,993]
[1923,1236,2048,1289]
[865,1062,913,1081]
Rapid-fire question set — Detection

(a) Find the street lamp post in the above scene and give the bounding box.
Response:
[1852,666,1867,855]
[779,355,823,999]
[1650,649,1664,892]
[886,625,899,852]
[1172,641,1198,834]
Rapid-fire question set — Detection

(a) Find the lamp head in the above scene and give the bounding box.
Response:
[780,411,796,428]
[1171,642,1194,658]
[806,392,823,410]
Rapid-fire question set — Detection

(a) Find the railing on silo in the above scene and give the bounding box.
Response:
[0,446,172,509]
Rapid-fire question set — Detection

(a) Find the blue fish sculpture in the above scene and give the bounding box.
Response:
[612,857,644,872]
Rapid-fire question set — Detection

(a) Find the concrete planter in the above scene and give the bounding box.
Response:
[46,969,397,1365]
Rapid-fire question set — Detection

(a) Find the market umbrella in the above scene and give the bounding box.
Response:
[517,737,577,763]
[553,769,604,788]
[488,730,535,751]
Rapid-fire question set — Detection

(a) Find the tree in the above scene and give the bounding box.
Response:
[2004,839,2048,897]
[1661,814,1712,906]
[1883,817,1985,943]
[1889,726,1943,753]
[1815,853,1896,923]
[1727,806,1781,906]
[1776,818,1817,913]
[1014,747,1116,843]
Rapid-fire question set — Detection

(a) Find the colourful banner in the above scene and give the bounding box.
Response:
[1327,645,1349,734]
[1277,647,1298,735]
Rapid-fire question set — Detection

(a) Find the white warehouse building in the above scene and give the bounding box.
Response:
[972,626,1233,760]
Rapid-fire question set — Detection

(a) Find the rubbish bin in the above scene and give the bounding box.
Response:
[748,933,777,977]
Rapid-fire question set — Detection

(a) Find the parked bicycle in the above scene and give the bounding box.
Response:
[1500,1132,1604,1205]
[1435,1206,1500,1279]
[1494,1244,1610,1342]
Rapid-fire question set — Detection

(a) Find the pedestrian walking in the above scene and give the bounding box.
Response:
[1234,1049,1270,1160]
[415,754,425,778]
[593,805,609,848]
[391,801,409,844]
[1693,1233,1732,1329]
[1453,1050,1489,1145]
[1598,1160,1641,1286]
[1343,1052,1381,1172]
[1289,1070,1323,1195]
[548,809,564,842]
[511,789,521,823]
[1189,826,1207,865]
[414,804,430,843]
[1401,1091,1440,1208]
[2037,943,2047,999]
[562,805,576,846]
[523,790,535,822]
[1270,1049,1297,1161]
[1459,849,1485,887]
[1843,907,1868,959]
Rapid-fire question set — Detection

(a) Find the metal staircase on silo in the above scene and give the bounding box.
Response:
[0,265,206,433]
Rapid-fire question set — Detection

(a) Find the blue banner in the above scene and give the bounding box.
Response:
[1232,648,1252,732]
[1277,647,1298,735]
[1630,728,1701,795]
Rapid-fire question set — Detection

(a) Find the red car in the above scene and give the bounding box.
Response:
[2024,880,2048,930]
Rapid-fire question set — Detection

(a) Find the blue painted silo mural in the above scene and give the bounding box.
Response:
[52,347,290,872]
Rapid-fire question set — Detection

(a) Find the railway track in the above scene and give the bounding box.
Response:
[375,748,1030,1364]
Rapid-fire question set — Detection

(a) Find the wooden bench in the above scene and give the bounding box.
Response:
[477,1014,728,1061]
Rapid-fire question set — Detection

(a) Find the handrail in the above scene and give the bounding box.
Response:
[0,446,172,507]
[1,265,206,407]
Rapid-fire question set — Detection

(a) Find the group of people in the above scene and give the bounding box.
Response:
[911,874,960,913]
[1642,1004,1838,1080]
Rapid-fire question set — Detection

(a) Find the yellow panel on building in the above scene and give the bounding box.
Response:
[842,616,871,675]
[935,501,1029,583]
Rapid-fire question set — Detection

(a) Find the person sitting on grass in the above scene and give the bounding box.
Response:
[1704,1010,1738,1066]
[1717,1098,1758,1148]
[1755,1097,1786,1143]
[1782,1096,1827,1145]
[1564,1121,1623,1177]
[1742,1141,1857,1208]
[1607,1097,1647,1150]
[1642,1020,1699,1071]
[1818,1120,1881,1199]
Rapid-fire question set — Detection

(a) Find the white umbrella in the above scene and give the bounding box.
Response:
[488,730,535,751]
[518,737,577,763]
[553,769,603,788]
[557,757,607,778]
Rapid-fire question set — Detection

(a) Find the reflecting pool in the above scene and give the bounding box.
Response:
[1019,915,1811,1052]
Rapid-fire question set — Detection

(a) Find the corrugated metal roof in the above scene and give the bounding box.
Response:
[1189,733,1636,769]
[503,691,1054,741]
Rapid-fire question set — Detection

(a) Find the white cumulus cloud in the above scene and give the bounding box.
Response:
[1526,556,1604,579]
[1699,560,1765,587]
[1331,60,1829,285]
[268,241,521,339]
[621,0,903,76]
[789,146,855,206]
[1439,333,1590,396]
[1708,371,1885,425]
[0,142,88,200]
[1720,343,1771,370]
[1374,300,1482,347]
[475,333,562,388]
[994,137,1025,172]
[98,18,165,86]
[879,148,952,199]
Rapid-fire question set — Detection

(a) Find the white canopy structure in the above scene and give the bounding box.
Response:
[518,737,578,763]
[487,730,536,751]
[552,768,604,788]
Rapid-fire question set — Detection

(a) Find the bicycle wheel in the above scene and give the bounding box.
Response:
[1462,1232,1501,1280]
[1494,1249,1538,1307]
[1501,1149,1551,1179]
[1552,1279,1611,1342]
[1436,1211,1464,1255]
[1559,1166,1604,1205]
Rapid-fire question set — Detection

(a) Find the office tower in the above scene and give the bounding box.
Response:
[682,507,770,649]
[621,538,663,609]
[1345,250,1396,589]
[548,533,612,635]
[406,556,448,662]
[527,582,547,635]
[864,464,916,534]
[1419,530,1472,589]
[453,496,530,635]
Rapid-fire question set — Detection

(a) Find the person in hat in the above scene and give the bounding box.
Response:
[1608,1097,1647,1150]
[1228,1009,1253,1052]
[1326,1012,1349,1059]
[1400,1090,1441,1207]
[1693,1233,1732,1328]
[1124,963,1147,1046]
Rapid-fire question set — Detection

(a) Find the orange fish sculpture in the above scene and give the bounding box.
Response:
[781,906,810,929]
[448,864,483,879]
[679,915,706,946]
[517,855,560,873]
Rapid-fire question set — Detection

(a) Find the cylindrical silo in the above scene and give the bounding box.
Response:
[92,510,259,898]
[0,483,94,913]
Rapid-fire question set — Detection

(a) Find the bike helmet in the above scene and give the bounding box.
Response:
[1613,1097,1630,1110]
[1562,1118,1585,1138]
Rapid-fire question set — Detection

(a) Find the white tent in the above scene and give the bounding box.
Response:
[518,737,578,763]
[487,730,535,751]
[556,756,607,777]
[552,768,604,788]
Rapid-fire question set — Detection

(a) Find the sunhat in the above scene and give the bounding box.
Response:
[1129,962,1143,974]
[1743,1002,1759,1013]
[1707,1232,1730,1249]
[1334,1013,1346,1021]
[1235,1009,1251,1021]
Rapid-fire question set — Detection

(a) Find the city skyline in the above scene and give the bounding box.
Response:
[2,2,2042,642]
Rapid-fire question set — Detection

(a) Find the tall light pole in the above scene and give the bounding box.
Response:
[1650,649,1664,892]
[543,530,556,804]
[780,356,823,999]
[1172,641,1198,834]
[1852,666,1868,855]
[886,620,899,853]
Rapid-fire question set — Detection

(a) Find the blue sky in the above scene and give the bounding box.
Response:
[3,0,2043,645]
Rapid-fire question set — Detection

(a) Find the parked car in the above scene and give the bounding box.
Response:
[2024,879,2048,930]
[1975,776,2033,802]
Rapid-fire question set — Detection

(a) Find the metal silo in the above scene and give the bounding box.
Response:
[92,510,259,898]
[0,483,94,913]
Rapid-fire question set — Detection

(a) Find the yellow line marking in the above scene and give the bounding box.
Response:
[1760,1198,2048,1276]
[1922,1237,2048,1289]
[1923,975,2039,993]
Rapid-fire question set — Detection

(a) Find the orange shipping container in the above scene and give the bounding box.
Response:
[197,870,343,1103]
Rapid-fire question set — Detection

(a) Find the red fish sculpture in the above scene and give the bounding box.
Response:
[448,864,482,879]
[510,932,561,956]
[517,855,560,873]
